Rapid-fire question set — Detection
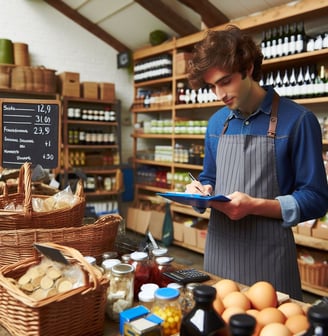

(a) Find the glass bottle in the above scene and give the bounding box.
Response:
[106,263,134,321]
[180,285,228,336]
[229,313,256,336]
[130,251,152,298]
[153,256,176,287]
[302,304,328,336]
[151,287,182,336]
[282,24,290,56]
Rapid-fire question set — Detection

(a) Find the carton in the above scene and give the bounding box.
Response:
[297,219,316,236]
[58,72,80,97]
[312,220,328,240]
[173,221,184,242]
[99,82,115,101]
[81,81,98,99]
[148,210,165,240]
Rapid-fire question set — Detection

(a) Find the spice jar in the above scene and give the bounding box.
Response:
[106,263,134,321]
[130,251,152,297]
[151,287,182,336]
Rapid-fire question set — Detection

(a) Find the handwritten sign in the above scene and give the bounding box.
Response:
[1,99,61,169]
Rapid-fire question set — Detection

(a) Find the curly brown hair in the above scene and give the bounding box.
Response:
[188,25,263,89]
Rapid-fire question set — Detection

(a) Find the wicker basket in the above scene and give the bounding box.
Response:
[297,258,328,287]
[0,214,121,267]
[0,163,85,230]
[0,242,108,336]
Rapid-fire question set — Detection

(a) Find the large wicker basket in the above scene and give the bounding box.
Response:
[0,242,109,336]
[0,214,122,267]
[0,163,85,230]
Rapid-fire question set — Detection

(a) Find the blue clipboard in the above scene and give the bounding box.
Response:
[157,192,230,208]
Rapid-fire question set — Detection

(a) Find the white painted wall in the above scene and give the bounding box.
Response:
[0,0,134,163]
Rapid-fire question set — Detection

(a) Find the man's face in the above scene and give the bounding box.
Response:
[203,67,252,112]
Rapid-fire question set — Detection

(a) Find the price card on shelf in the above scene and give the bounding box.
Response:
[0,98,61,169]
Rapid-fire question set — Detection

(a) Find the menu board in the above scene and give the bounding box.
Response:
[0,99,61,169]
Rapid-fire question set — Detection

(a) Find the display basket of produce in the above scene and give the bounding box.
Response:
[297,258,328,288]
[0,214,122,267]
[0,242,109,336]
[0,162,85,230]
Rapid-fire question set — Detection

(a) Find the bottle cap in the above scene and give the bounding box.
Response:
[111,263,134,275]
[101,259,121,271]
[154,287,180,300]
[193,285,216,302]
[130,251,148,261]
[229,313,256,334]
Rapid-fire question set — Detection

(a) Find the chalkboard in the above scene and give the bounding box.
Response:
[1,99,61,169]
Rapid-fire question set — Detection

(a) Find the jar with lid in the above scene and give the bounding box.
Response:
[153,256,176,287]
[138,283,159,310]
[84,256,104,276]
[130,251,152,297]
[180,282,201,316]
[180,285,228,336]
[229,313,256,336]
[102,251,118,261]
[106,263,134,321]
[302,303,328,336]
[151,287,182,336]
[101,258,121,280]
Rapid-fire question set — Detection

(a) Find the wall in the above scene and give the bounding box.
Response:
[0,0,134,163]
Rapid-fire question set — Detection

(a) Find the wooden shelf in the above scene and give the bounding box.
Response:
[294,233,328,251]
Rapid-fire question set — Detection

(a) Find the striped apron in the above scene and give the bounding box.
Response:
[204,93,303,300]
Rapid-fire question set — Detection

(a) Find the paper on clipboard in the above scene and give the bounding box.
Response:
[157,192,230,208]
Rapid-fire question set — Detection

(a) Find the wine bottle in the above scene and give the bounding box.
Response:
[276,26,284,57]
[270,27,277,58]
[295,22,305,53]
[289,67,297,98]
[304,65,313,98]
[275,70,283,95]
[289,23,297,55]
[282,69,290,97]
[266,28,272,59]
[261,31,267,59]
[282,24,290,56]
[297,66,306,98]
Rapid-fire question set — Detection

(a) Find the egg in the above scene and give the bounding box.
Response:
[213,278,240,300]
[257,307,286,326]
[221,306,245,324]
[223,291,251,311]
[246,309,262,336]
[285,314,309,335]
[260,322,291,336]
[245,281,277,310]
[213,295,224,315]
[278,301,304,318]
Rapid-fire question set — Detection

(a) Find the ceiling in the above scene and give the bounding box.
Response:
[44,0,294,52]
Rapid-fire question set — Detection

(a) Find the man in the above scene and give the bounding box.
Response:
[185,25,328,300]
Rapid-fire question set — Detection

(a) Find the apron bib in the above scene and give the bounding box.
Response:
[204,93,302,300]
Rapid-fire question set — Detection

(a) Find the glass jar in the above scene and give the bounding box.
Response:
[84,256,104,275]
[106,263,134,321]
[180,282,201,316]
[153,256,176,287]
[130,251,152,297]
[101,258,121,280]
[138,283,159,310]
[151,287,182,336]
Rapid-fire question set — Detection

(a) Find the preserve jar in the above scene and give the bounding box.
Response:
[130,251,152,297]
[151,287,182,336]
[153,256,176,287]
[106,263,134,321]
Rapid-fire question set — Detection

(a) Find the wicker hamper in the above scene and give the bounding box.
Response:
[0,242,109,336]
[0,214,122,267]
[0,163,85,230]
[297,258,328,288]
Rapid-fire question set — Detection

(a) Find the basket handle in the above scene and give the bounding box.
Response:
[18,162,33,219]
[75,178,84,198]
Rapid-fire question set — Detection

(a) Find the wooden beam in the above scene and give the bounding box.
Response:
[135,0,199,36]
[177,0,229,28]
[44,0,130,52]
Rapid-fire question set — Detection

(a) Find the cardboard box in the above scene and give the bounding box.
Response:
[175,52,191,75]
[312,221,328,240]
[297,219,316,236]
[135,209,151,234]
[81,81,98,99]
[126,207,139,231]
[58,72,80,97]
[183,224,197,247]
[99,82,115,101]
[173,221,184,242]
[196,224,207,250]
[148,210,165,240]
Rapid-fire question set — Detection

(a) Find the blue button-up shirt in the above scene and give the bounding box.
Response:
[199,86,328,227]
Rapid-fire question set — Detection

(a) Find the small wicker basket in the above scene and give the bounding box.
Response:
[0,242,109,336]
[297,258,328,288]
[0,163,85,230]
[0,214,122,267]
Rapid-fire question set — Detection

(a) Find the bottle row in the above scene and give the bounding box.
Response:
[84,174,118,192]
[86,199,119,216]
[67,107,116,122]
[134,54,172,82]
[63,150,119,168]
[261,21,328,59]
[176,82,218,104]
[261,64,328,98]
[67,128,117,145]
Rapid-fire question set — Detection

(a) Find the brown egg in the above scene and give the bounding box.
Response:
[213,279,240,300]
[213,295,224,315]
[246,281,278,310]
[246,309,262,336]
[285,314,309,335]
[260,322,291,336]
[223,291,251,311]
[221,306,245,324]
[246,309,260,320]
[278,302,304,318]
[257,307,286,326]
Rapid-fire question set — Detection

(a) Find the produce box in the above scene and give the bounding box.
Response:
[175,52,192,75]
[81,81,98,99]
[99,82,115,101]
[58,71,80,97]
[312,220,328,240]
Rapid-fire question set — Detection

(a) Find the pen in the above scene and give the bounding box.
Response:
[188,172,211,196]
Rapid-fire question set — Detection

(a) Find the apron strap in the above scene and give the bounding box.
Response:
[267,91,279,138]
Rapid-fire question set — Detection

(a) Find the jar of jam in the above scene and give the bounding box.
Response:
[153,256,176,287]
[130,251,151,297]
[151,287,182,336]
[106,263,134,321]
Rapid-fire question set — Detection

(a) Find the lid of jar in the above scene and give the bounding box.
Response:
[229,313,256,334]
[167,282,183,290]
[138,290,155,303]
[121,254,131,262]
[186,282,202,291]
[102,251,118,260]
[155,256,174,265]
[130,251,148,261]
[84,256,96,265]
[111,263,134,275]
[101,258,121,270]
[140,283,159,293]
[154,287,180,300]
[152,247,168,257]
[193,285,216,302]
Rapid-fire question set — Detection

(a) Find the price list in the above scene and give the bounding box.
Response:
[1,99,61,168]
